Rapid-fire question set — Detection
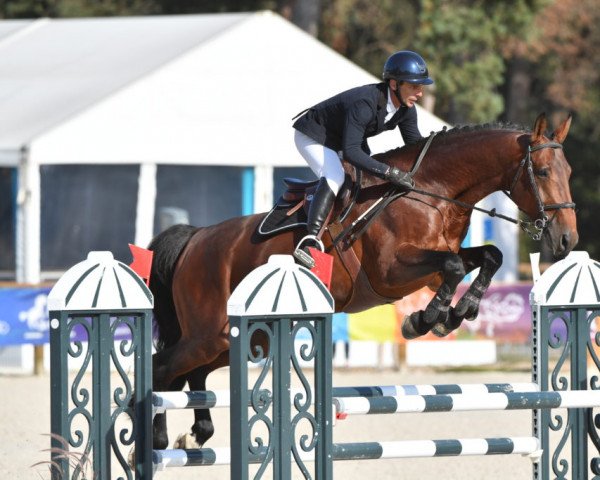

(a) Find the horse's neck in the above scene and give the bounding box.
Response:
[416,131,522,206]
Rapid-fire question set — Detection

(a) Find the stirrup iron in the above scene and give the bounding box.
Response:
[293,235,324,269]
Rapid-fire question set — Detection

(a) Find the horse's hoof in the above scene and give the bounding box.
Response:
[191,419,215,447]
[152,434,169,450]
[431,323,451,338]
[455,292,481,319]
[173,433,200,449]
[432,309,464,337]
[401,314,422,340]
[128,447,135,469]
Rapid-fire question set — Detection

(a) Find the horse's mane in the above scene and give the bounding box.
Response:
[378,122,531,161]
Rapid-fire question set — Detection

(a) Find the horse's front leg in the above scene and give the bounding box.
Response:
[432,244,503,337]
[399,249,466,340]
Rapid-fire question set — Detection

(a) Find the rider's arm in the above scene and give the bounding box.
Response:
[342,100,391,178]
[398,106,424,145]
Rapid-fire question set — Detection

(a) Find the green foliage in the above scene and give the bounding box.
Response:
[2,0,58,17]
[320,0,419,78]
[516,0,600,259]
[154,0,277,15]
[0,0,277,18]
[1,0,157,17]
[563,135,600,259]
[414,0,549,123]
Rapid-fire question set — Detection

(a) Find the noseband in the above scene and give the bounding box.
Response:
[504,142,576,240]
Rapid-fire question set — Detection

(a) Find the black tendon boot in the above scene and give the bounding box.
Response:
[293,178,336,268]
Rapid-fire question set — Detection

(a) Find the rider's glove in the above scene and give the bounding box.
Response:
[385,167,415,189]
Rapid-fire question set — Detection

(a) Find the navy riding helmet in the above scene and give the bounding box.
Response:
[382,51,434,85]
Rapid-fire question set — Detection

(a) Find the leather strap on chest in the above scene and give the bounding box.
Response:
[327,222,398,313]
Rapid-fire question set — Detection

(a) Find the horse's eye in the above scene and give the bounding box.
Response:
[535,168,550,178]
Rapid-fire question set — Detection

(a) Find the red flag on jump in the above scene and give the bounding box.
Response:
[129,244,153,286]
[308,247,333,291]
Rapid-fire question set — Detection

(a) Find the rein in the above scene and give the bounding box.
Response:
[329,140,576,249]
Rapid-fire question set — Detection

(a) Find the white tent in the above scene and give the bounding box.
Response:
[0,11,453,283]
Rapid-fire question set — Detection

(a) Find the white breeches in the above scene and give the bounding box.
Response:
[294,130,345,195]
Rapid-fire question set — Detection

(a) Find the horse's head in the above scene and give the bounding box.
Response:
[509,113,578,260]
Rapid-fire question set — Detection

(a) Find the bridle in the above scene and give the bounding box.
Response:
[502,141,576,240]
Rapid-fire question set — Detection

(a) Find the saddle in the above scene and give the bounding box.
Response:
[257,174,357,237]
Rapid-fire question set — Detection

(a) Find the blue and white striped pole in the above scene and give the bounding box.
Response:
[331,382,539,398]
[152,437,541,471]
[333,390,600,416]
[152,382,539,414]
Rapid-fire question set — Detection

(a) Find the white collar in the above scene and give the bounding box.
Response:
[386,87,399,121]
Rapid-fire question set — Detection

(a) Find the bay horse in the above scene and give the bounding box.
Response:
[149,113,577,449]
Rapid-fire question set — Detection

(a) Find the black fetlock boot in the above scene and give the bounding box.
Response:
[293,178,336,268]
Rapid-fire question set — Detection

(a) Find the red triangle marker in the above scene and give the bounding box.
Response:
[128,244,154,286]
[308,247,333,290]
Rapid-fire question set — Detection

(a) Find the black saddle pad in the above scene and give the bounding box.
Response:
[257,200,307,237]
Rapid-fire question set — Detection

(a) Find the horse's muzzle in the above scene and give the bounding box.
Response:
[546,227,578,260]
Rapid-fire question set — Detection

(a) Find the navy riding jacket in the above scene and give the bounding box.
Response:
[293,82,423,178]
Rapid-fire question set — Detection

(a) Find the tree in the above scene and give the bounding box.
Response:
[319,0,419,78]
[517,0,600,258]
[521,0,600,137]
[499,0,600,260]
[0,0,280,19]
[1,0,58,17]
[413,0,549,124]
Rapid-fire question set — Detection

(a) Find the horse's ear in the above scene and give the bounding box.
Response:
[551,114,572,144]
[532,113,547,142]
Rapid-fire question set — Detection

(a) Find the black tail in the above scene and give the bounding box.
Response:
[148,224,197,351]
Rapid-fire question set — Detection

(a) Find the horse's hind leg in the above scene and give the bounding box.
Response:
[152,344,202,449]
[399,249,466,339]
[152,372,187,450]
[187,367,214,447]
[432,245,503,337]
[185,352,230,447]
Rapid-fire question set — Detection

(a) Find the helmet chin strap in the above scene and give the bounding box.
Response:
[393,81,407,107]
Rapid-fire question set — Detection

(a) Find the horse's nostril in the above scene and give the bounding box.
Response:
[561,233,570,251]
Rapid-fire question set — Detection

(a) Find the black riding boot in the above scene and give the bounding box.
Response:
[293,178,336,268]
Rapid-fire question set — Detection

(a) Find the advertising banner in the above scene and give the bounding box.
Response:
[0,287,51,345]
[0,287,143,346]
[0,282,539,346]
[349,283,535,344]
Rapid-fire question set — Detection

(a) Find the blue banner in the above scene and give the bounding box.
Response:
[295,313,348,343]
[0,287,147,345]
[0,287,51,345]
[331,313,348,342]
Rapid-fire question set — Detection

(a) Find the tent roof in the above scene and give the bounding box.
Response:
[0,11,449,167]
[0,13,248,153]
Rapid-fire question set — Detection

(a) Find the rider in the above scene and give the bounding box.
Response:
[292,50,434,268]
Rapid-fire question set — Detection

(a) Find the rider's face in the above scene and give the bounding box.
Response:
[398,82,424,108]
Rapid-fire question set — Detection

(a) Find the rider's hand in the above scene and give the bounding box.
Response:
[385,167,414,189]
